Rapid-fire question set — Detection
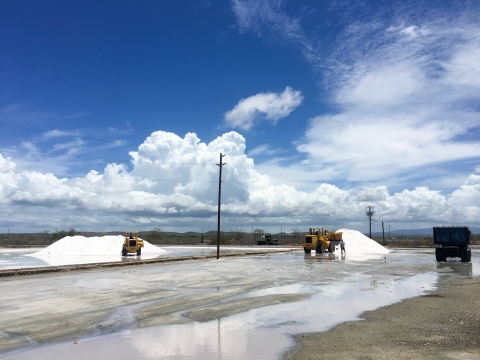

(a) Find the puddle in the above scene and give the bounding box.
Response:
[2,250,479,360]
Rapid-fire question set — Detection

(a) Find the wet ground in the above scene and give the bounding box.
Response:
[0,246,282,270]
[0,249,478,359]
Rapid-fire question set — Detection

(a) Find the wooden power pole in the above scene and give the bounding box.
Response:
[216,153,226,259]
[366,206,374,239]
[382,221,385,245]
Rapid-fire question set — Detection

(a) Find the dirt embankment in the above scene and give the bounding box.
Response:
[285,278,480,360]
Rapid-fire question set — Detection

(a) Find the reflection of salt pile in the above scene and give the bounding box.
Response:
[336,229,389,256]
[29,235,167,257]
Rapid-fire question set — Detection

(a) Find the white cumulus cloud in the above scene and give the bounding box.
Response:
[224,87,303,130]
[1,130,480,233]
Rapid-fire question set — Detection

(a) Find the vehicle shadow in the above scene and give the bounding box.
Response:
[436,261,472,287]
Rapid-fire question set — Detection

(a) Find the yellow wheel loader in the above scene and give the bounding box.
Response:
[303,228,343,254]
[122,232,144,256]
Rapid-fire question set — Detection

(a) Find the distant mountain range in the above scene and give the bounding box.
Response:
[373,227,480,236]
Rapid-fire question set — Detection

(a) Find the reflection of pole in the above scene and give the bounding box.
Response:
[216,153,226,260]
[217,318,222,360]
[366,206,374,239]
[382,221,385,245]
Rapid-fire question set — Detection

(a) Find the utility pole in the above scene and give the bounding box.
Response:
[366,206,374,239]
[382,221,385,245]
[216,153,226,259]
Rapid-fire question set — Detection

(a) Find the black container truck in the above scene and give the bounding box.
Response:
[433,226,471,262]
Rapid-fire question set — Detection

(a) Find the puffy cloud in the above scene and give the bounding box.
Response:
[357,187,389,202]
[0,133,479,232]
[449,175,480,207]
[224,87,303,130]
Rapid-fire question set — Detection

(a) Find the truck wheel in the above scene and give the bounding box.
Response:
[122,248,127,256]
[435,248,443,262]
[460,249,467,262]
[466,249,471,262]
[304,248,311,254]
[137,248,141,256]
[328,243,335,253]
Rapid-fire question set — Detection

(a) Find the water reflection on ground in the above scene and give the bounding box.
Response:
[2,250,479,360]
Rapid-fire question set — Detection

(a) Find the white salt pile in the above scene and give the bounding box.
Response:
[29,235,167,257]
[335,229,389,258]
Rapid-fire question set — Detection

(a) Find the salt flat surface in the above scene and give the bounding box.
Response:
[28,235,167,257]
[5,250,472,360]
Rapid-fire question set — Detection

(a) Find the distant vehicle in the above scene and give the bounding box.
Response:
[433,226,471,262]
[303,227,343,254]
[122,232,144,256]
[256,234,278,245]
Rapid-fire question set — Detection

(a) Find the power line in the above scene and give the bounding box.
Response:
[0,170,218,183]
[0,121,125,145]
[0,121,233,156]
[0,147,127,163]
[0,147,215,165]
[222,182,249,195]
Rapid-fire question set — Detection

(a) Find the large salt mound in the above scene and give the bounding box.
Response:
[336,229,389,257]
[29,235,167,257]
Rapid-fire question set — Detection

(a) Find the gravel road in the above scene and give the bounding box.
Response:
[286,277,480,360]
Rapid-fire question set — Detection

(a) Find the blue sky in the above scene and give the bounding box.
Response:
[1,0,479,233]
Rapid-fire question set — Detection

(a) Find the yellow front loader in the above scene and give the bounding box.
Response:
[122,232,144,256]
[303,228,343,254]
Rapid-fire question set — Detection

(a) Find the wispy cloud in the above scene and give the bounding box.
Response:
[298,19,480,184]
[248,144,281,156]
[42,129,81,140]
[231,0,317,62]
[224,87,303,130]
[231,1,480,191]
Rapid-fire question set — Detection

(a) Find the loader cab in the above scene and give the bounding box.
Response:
[309,228,324,235]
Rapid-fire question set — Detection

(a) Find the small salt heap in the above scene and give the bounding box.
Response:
[29,235,167,257]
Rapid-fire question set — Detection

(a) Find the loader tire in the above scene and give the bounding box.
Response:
[137,248,141,256]
[328,243,335,253]
[304,247,311,254]
[122,247,127,256]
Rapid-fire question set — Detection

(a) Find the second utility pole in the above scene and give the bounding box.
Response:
[366,206,374,239]
[216,153,226,259]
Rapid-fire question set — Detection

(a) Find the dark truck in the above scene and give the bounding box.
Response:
[255,234,279,245]
[433,226,471,262]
